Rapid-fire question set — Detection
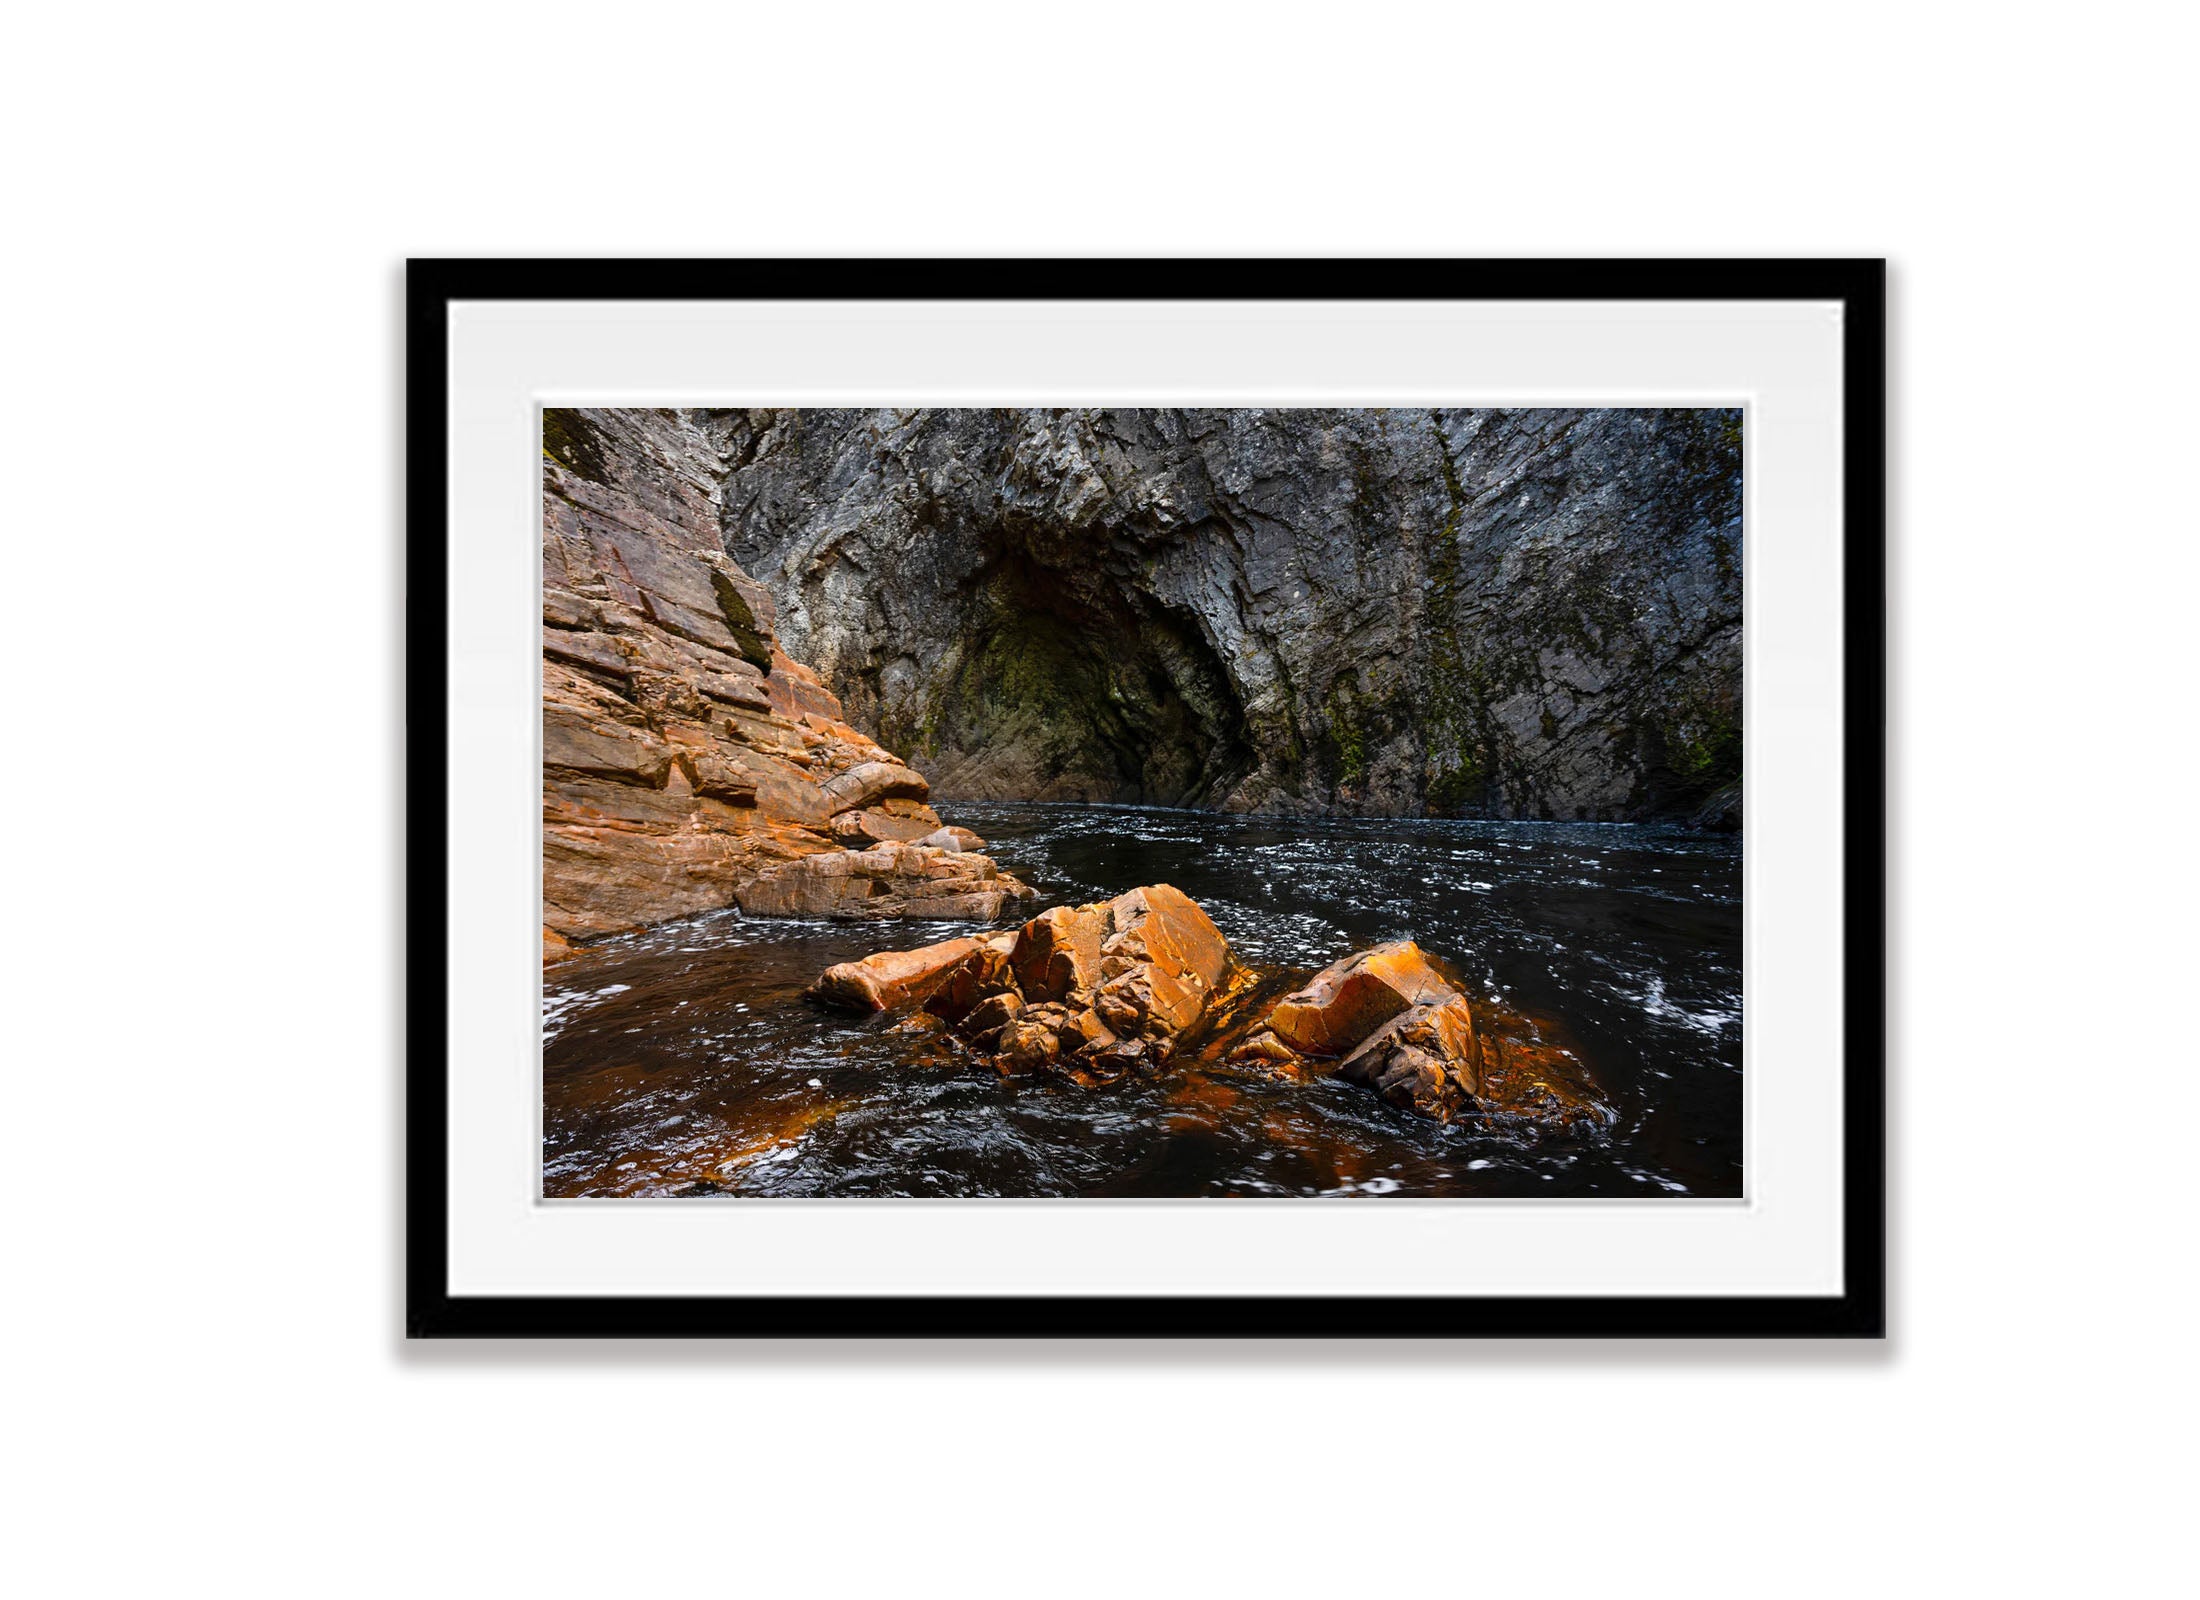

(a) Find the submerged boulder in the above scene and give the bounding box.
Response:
[1335,992,1481,1121]
[1232,940,1606,1129]
[1094,885,1234,1036]
[808,883,1233,1086]
[1262,941,1456,1055]
[808,933,1001,1013]
[804,895,1605,1131]
[1010,904,1108,1002]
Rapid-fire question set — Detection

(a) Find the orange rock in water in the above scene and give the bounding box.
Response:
[1263,941,1456,1056]
[1468,1015,1608,1132]
[997,1015,1062,1075]
[921,936,1019,1022]
[816,883,1236,1083]
[803,890,1605,1131]
[1337,993,1481,1120]
[957,989,1024,1046]
[807,934,991,1013]
[1095,885,1233,1036]
[1231,940,1607,1128]
[1010,905,1108,1001]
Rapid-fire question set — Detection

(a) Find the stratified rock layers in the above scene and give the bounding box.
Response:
[716,407,1743,823]
[541,408,1034,954]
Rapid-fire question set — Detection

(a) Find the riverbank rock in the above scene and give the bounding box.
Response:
[540,408,1036,956]
[810,883,1237,1087]
[1230,941,1606,1128]
[830,803,942,846]
[915,825,986,853]
[736,841,1036,921]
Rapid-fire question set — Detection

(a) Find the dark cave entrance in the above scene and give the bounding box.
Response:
[918,549,1253,808]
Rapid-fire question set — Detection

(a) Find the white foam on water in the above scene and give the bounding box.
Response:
[1637,974,1742,1035]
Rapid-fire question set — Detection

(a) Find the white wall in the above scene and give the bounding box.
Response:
[7,4,2190,1595]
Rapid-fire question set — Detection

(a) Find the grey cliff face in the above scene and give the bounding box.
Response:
[705,408,1742,824]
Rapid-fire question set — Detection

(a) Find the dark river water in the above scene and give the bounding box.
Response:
[543,803,1742,1199]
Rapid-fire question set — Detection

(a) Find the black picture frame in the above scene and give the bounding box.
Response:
[407,258,1885,1340]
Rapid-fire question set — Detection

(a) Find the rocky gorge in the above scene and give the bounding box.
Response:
[540,406,1743,1198]
[716,406,1742,825]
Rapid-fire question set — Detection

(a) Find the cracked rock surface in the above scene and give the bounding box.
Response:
[811,883,1239,1089]
[710,407,1742,822]
[811,896,1608,1128]
[540,408,1035,958]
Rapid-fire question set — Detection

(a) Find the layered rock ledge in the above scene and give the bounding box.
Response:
[809,887,1608,1129]
[542,408,1035,959]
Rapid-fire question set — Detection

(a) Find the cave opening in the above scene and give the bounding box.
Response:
[910,545,1253,809]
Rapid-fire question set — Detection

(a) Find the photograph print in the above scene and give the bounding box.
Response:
[541,405,1744,1200]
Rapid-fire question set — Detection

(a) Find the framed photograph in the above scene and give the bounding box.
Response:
[408,259,1884,1338]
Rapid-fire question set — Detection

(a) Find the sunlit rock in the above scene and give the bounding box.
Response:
[1335,993,1481,1121]
[957,988,1024,1045]
[807,934,994,1014]
[539,408,1036,956]
[816,759,930,815]
[921,937,1019,1023]
[1261,941,1457,1056]
[831,805,944,846]
[736,842,1036,921]
[1092,884,1232,1036]
[1231,940,1607,1129]
[1009,905,1107,1002]
[816,883,1232,1084]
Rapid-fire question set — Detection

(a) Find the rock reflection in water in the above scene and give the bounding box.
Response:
[542,802,1743,1198]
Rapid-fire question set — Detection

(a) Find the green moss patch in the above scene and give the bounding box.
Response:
[542,409,613,486]
[708,570,775,672]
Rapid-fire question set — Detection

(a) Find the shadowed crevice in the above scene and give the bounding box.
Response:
[883,539,1252,807]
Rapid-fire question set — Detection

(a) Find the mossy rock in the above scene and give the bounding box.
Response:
[709,570,775,672]
[543,409,613,486]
